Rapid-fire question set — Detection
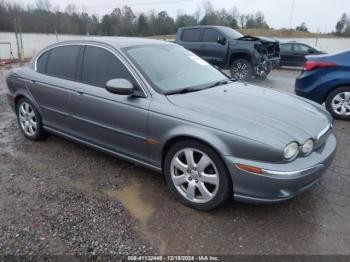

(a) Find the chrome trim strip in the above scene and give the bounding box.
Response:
[44,126,162,173]
[263,164,324,177]
[317,124,332,142]
[33,42,148,98]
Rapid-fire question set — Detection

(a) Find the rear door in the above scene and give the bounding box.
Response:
[178,28,202,56]
[70,44,150,162]
[28,44,81,134]
[292,44,310,67]
[280,43,295,66]
[199,28,227,66]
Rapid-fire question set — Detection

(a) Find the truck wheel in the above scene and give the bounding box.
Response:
[230,59,253,81]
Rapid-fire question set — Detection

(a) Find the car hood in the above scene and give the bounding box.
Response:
[166,82,331,147]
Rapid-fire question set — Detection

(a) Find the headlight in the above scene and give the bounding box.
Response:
[302,139,314,156]
[284,142,299,160]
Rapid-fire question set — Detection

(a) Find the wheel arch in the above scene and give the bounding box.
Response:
[323,84,350,103]
[161,134,231,175]
[229,51,253,66]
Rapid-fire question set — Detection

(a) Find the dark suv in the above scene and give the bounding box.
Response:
[175,26,280,80]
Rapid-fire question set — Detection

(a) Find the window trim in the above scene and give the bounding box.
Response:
[34,43,148,98]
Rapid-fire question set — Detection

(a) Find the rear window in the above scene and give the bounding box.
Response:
[36,51,49,73]
[181,29,201,42]
[46,45,80,80]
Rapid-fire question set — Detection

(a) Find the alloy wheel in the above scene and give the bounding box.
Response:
[232,62,249,80]
[18,102,38,136]
[170,148,219,203]
[331,92,350,116]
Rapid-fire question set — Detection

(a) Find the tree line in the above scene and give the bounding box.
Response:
[0,0,270,36]
[335,13,350,36]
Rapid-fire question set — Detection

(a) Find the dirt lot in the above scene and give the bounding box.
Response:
[0,66,349,256]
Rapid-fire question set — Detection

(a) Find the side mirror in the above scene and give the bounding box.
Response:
[105,79,134,95]
[308,48,315,54]
[217,36,226,45]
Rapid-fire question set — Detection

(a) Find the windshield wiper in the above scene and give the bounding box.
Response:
[166,87,202,95]
[202,79,232,90]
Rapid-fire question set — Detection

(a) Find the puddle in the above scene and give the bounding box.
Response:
[105,184,154,225]
[104,183,167,253]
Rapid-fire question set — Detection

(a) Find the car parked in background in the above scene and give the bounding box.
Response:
[280,41,326,67]
[6,38,336,210]
[295,50,350,120]
[175,26,280,81]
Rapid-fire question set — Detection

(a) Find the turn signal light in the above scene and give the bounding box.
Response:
[236,164,263,174]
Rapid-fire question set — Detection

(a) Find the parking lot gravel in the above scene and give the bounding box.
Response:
[0,65,349,256]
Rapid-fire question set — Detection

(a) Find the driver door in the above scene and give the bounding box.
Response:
[70,44,150,163]
[199,28,228,66]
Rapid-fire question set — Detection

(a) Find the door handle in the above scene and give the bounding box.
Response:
[30,79,36,83]
[76,90,84,95]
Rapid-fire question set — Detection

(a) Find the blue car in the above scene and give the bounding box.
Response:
[295,50,350,120]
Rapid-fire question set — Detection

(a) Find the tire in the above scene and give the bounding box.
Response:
[325,86,350,120]
[16,98,46,140]
[230,58,253,81]
[164,140,232,211]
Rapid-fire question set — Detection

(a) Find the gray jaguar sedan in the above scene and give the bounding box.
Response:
[6,38,336,210]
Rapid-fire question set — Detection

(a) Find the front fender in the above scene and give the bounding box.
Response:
[148,111,283,169]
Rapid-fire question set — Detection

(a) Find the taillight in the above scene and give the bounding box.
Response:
[304,61,337,71]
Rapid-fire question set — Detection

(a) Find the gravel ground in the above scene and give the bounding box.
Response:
[0,65,349,256]
[0,66,153,256]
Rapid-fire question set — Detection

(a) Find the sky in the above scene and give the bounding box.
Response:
[17,0,350,33]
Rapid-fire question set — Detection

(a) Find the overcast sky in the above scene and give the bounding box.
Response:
[18,0,350,32]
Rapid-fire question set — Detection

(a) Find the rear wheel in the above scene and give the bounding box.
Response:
[325,86,350,120]
[16,98,46,140]
[164,140,232,211]
[230,58,253,81]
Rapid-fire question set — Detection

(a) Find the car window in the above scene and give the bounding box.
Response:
[46,45,80,80]
[203,29,219,43]
[36,51,49,73]
[181,29,201,42]
[293,44,310,53]
[81,46,135,88]
[280,44,293,52]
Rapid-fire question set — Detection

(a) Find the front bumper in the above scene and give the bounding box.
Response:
[224,132,336,204]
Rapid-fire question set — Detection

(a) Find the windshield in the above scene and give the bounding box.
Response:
[219,27,243,39]
[124,44,228,94]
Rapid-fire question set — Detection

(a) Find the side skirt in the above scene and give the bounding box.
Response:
[44,126,163,173]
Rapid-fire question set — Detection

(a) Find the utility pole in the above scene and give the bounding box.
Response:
[17,19,24,61]
[289,0,296,29]
[13,18,21,61]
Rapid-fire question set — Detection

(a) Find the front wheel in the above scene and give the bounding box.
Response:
[164,140,232,211]
[230,58,253,81]
[325,86,350,120]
